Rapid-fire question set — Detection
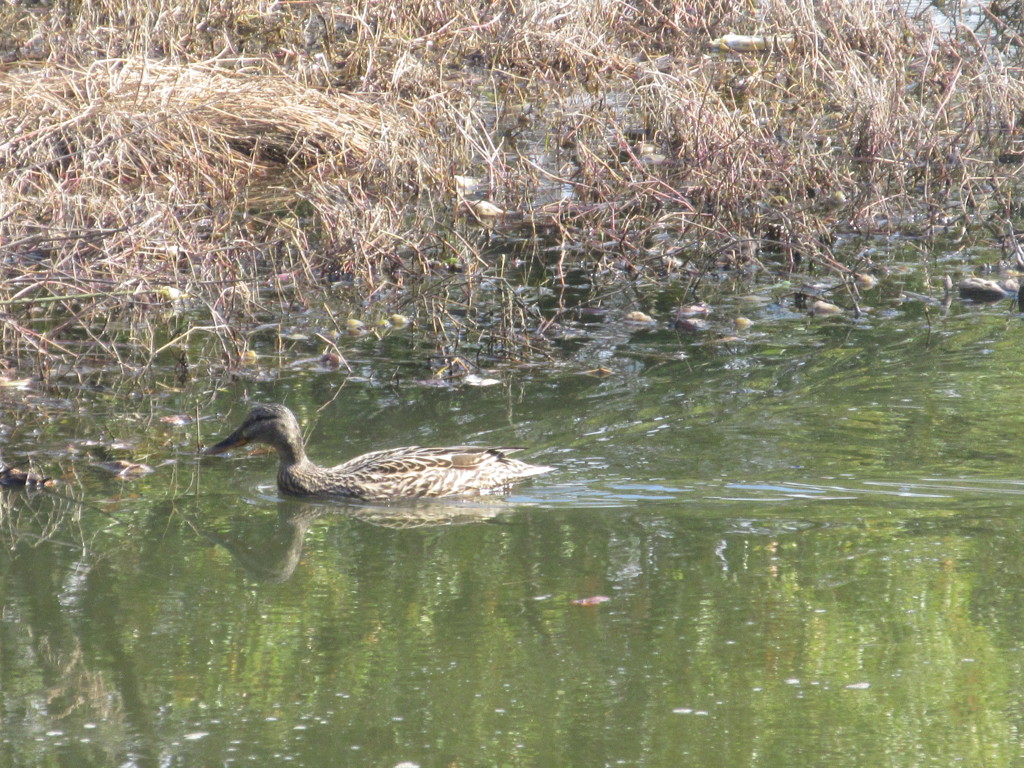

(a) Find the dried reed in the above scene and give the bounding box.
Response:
[0,0,1021,373]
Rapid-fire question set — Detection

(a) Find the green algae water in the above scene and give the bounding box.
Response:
[4,265,1024,767]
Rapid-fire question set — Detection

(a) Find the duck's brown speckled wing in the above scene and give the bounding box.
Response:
[330,445,515,472]
[328,446,549,499]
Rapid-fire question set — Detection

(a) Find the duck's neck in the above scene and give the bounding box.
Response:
[273,436,310,469]
[277,457,354,497]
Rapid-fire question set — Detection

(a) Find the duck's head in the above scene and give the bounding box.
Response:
[205,403,305,457]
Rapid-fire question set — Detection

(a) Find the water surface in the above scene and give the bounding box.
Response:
[3,257,1024,767]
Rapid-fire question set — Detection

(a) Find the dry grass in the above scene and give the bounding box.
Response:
[1,0,1022,373]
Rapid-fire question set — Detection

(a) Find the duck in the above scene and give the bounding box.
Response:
[205,403,552,501]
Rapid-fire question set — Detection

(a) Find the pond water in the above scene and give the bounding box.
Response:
[4,242,1024,767]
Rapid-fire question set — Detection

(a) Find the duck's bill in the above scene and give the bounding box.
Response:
[205,433,249,455]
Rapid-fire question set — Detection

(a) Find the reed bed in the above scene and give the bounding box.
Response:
[1,0,1022,374]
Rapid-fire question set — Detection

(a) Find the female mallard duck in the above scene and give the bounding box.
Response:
[205,403,552,501]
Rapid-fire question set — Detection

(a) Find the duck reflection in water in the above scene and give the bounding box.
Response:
[195,507,321,582]
[195,500,515,582]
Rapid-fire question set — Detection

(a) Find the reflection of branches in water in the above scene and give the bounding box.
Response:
[36,633,116,722]
[6,514,141,765]
[0,483,91,551]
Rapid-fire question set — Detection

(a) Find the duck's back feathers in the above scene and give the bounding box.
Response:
[328,445,552,500]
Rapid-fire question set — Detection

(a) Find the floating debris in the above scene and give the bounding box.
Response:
[454,175,484,194]
[160,414,195,426]
[0,466,54,488]
[709,33,795,53]
[957,277,1015,302]
[571,595,611,606]
[0,377,32,390]
[674,317,709,332]
[462,199,505,224]
[345,318,367,335]
[320,352,343,369]
[623,310,655,324]
[854,273,878,290]
[97,460,155,478]
[155,285,186,302]
[620,141,666,165]
[675,302,712,319]
[463,373,501,387]
[809,300,843,317]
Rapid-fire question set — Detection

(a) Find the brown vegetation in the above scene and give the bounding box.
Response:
[1,0,1022,373]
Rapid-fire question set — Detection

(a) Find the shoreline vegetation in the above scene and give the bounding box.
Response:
[1,0,1023,376]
